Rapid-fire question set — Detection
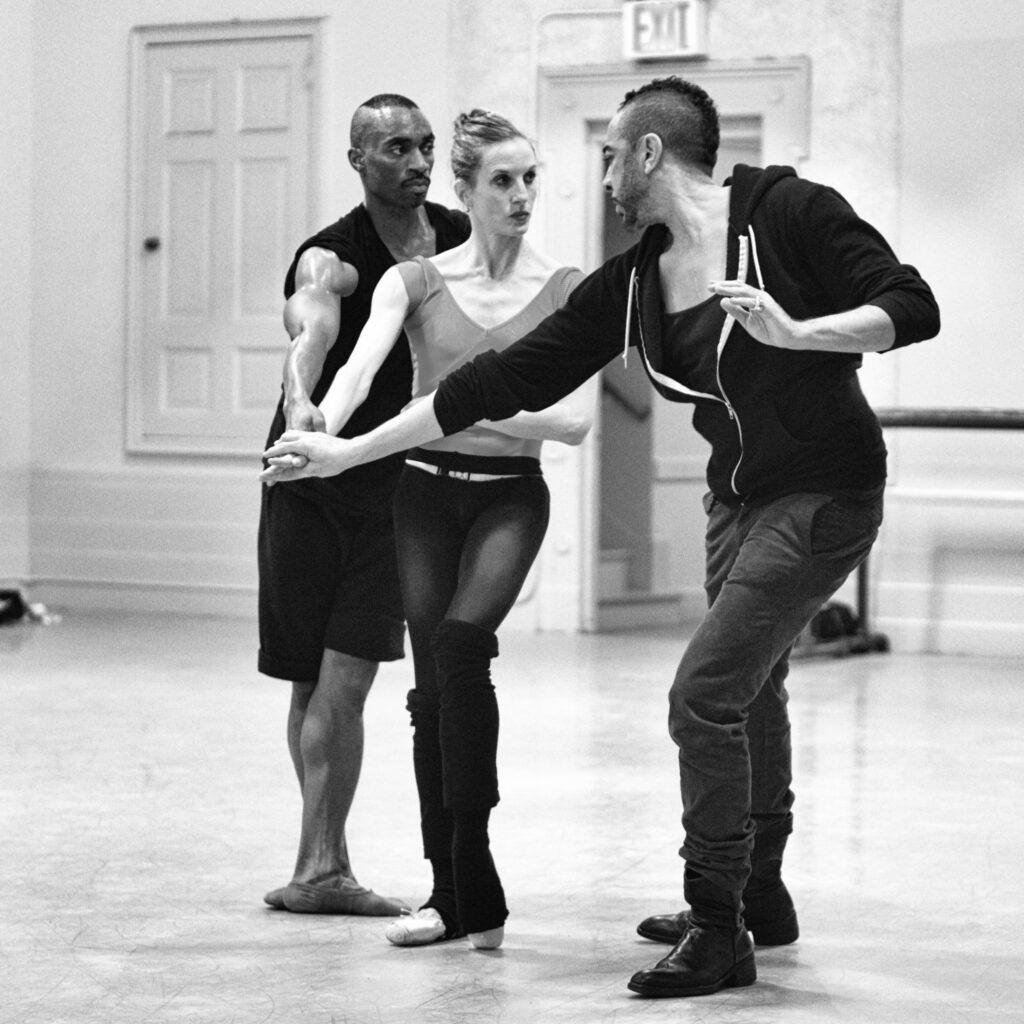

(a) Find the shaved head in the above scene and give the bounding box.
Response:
[347,96,436,211]
[350,93,419,149]
[618,77,719,174]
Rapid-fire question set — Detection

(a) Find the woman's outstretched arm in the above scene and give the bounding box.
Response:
[316,265,411,434]
[260,392,445,485]
[481,383,594,446]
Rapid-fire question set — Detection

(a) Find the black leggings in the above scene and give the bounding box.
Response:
[393,465,550,931]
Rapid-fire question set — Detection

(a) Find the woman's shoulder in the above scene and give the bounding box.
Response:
[529,245,565,273]
[427,241,471,273]
[529,249,584,297]
[393,256,441,314]
[516,246,576,286]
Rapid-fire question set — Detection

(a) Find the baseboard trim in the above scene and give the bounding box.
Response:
[873,616,1024,658]
[27,577,258,619]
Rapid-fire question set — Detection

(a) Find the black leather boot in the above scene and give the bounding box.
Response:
[627,873,756,998]
[636,879,798,947]
[742,825,799,945]
[637,831,799,947]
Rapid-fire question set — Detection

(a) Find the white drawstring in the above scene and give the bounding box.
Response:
[736,235,749,287]
[622,266,637,366]
[747,224,766,290]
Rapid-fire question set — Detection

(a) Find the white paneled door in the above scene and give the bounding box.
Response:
[128,23,318,454]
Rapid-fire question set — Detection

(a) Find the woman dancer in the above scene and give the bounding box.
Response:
[263,110,590,949]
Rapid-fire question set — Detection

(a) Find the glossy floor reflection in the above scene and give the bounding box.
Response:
[3,612,1023,1023]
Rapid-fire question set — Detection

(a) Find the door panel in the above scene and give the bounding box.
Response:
[128,25,317,454]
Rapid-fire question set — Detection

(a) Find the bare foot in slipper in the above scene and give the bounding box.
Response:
[263,886,288,909]
[281,880,410,916]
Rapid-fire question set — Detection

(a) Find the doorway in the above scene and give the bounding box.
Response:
[596,114,766,623]
[536,61,809,630]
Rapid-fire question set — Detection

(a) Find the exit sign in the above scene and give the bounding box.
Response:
[623,0,708,60]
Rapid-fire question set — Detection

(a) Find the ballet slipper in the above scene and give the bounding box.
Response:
[385,908,447,946]
[281,881,410,916]
[468,925,504,950]
[263,886,287,909]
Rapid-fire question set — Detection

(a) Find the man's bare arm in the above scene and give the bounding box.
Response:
[281,247,359,430]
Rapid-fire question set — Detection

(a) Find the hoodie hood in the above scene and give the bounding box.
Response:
[725,164,797,236]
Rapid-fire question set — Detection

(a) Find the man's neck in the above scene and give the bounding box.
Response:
[661,178,730,248]
[364,196,435,261]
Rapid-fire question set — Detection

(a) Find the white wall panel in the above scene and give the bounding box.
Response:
[871,488,1024,655]
[29,468,260,617]
[1,0,33,583]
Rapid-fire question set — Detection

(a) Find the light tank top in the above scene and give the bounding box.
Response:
[396,256,583,460]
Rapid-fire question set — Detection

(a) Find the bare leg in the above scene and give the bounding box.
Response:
[266,649,408,915]
[285,680,314,791]
[291,649,372,885]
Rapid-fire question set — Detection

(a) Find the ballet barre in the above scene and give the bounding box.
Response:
[800,407,1024,657]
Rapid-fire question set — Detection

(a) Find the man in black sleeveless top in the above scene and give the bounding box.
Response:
[257,95,470,914]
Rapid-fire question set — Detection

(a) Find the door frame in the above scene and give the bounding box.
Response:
[125,18,323,456]
[535,59,810,630]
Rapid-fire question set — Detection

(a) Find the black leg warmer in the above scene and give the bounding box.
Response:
[431,618,501,811]
[431,619,507,932]
[406,688,452,861]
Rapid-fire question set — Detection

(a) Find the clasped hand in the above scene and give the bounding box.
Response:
[709,280,804,350]
[260,430,355,485]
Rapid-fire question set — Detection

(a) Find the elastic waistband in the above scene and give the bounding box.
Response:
[406,447,542,478]
[405,459,527,482]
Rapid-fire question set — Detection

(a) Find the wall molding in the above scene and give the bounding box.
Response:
[870,485,1024,655]
[25,468,1024,654]
[28,577,258,619]
[26,461,583,630]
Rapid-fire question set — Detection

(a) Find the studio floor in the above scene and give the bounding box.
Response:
[2,610,1023,1024]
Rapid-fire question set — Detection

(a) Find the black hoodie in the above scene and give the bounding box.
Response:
[435,165,940,505]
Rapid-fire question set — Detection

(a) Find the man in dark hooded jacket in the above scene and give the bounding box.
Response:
[260,77,940,996]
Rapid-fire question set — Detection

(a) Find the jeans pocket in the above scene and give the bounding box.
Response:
[809,496,882,557]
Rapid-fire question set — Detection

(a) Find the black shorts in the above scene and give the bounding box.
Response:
[257,480,406,681]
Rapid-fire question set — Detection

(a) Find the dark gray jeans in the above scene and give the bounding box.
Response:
[669,490,883,895]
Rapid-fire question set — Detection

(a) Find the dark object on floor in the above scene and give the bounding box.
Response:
[0,589,27,625]
[793,599,890,658]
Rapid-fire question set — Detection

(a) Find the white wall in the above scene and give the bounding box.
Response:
[22,0,453,616]
[870,0,1024,654]
[898,0,1024,411]
[14,0,1023,653]
[0,0,34,585]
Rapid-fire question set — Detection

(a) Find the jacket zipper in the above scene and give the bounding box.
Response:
[627,237,753,499]
[629,274,723,405]
[716,234,755,496]
[720,227,768,496]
